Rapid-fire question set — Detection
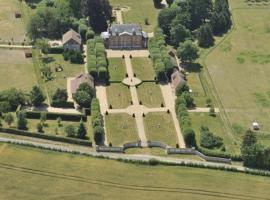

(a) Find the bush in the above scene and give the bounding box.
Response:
[200,126,223,149]
[94,125,104,145]
[17,111,28,130]
[52,89,68,105]
[183,128,196,147]
[176,84,189,96]
[65,124,76,137]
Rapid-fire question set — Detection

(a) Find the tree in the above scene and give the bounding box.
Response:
[209,106,216,117]
[40,66,53,81]
[81,0,112,32]
[183,128,196,147]
[200,126,223,149]
[78,83,95,97]
[35,39,50,55]
[65,124,76,137]
[4,113,14,127]
[181,91,194,108]
[0,101,12,114]
[57,117,62,127]
[153,0,162,8]
[242,129,257,148]
[73,91,92,108]
[166,0,174,7]
[176,83,189,96]
[0,88,25,109]
[170,24,191,47]
[77,120,87,139]
[94,126,104,145]
[158,8,178,36]
[197,24,214,48]
[52,89,68,103]
[17,111,28,130]
[36,122,43,133]
[30,86,46,106]
[40,112,47,124]
[177,40,199,63]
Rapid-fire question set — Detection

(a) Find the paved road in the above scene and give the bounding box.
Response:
[106,50,149,58]
[115,10,123,24]
[188,107,220,113]
[0,136,246,172]
[0,44,32,49]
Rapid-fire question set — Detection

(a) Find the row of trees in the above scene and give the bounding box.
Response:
[87,37,109,82]
[158,0,231,48]
[148,28,174,82]
[27,0,112,40]
[91,98,105,145]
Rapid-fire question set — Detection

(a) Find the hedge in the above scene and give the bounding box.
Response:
[25,110,87,122]
[48,47,64,54]
[51,101,75,108]
[0,127,92,146]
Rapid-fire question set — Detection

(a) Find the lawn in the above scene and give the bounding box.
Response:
[1,144,270,200]
[0,49,37,92]
[137,83,164,108]
[144,112,178,147]
[204,1,270,147]
[105,113,138,146]
[43,54,85,98]
[189,113,239,154]
[106,83,132,109]
[110,0,160,33]
[0,0,29,43]
[108,58,126,82]
[132,57,155,80]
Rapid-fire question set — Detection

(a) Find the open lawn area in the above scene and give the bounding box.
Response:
[43,54,85,98]
[1,144,270,200]
[0,0,29,43]
[132,57,155,80]
[0,49,37,92]
[204,5,270,146]
[110,0,160,33]
[108,58,126,82]
[106,83,131,109]
[105,113,138,146]
[137,83,164,108]
[189,113,239,154]
[144,112,178,147]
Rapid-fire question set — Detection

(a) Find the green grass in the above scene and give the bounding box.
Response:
[44,54,85,98]
[0,0,29,43]
[204,3,270,147]
[137,83,164,108]
[132,57,155,80]
[110,0,160,33]
[189,113,239,154]
[108,58,126,82]
[1,144,270,200]
[144,112,178,147]
[106,83,132,109]
[0,49,37,92]
[105,113,138,146]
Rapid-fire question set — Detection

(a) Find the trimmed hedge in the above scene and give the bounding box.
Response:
[48,47,64,54]
[51,101,75,108]
[25,110,87,122]
[0,127,92,146]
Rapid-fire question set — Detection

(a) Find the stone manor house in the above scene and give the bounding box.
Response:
[101,24,148,49]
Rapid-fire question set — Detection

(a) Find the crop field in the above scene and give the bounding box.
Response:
[0,49,37,92]
[110,0,160,32]
[0,144,270,200]
[204,2,270,147]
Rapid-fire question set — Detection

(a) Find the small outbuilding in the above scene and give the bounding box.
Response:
[252,121,260,130]
[62,29,82,51]
[171,69,186,89]
[71,73,94,96]
[24,49,32,58]
[15,11,21,18]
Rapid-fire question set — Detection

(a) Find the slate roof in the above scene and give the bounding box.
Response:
[62,29,82,45]
[110,24,144,36]
[71,73,94,95]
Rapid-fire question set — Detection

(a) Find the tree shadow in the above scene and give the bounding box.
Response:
[184,63,203,73]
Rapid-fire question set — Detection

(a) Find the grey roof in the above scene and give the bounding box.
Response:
[109,24,143,36]
[71,73,94,94]
[62,29,82,45]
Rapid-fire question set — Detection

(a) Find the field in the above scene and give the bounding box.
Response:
[0,0,29,43]
[204,4,270,146]
[106,83,132,108]
[44,54,85,98]
[144,112,178,147]
[1,144,270,200]
[0,49,37,92]
[132,57,155,80]
[110,0,160,33]
[105,113,138,146]
[108,58,126,82]
[137,83,164,107]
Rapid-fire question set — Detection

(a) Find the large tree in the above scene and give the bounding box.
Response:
[170,24,191,47]
[81,0,112,32]
[30,86,46,106]
[177,40,199,63]
[197,24,214,48]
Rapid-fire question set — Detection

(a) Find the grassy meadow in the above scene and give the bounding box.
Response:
[132,57,155,80]
[144,112,178,147]
[108,58,126,82]
[1,144,270,200]
[0,49,37,92]
[105,113,138,146]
